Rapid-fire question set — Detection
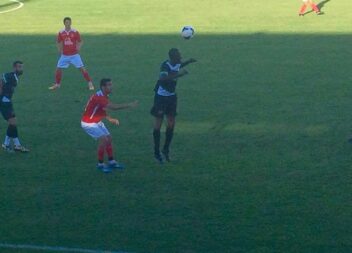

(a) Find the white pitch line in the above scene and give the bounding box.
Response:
[0,243,134,253]
[0,0,24,14]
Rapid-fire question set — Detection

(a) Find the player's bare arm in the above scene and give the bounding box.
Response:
[106,115,119,126]
[106,100,139,111]
[181,58,197,68]
[160,69,188,81]
[77,41,83,52]
[57,41,63,54]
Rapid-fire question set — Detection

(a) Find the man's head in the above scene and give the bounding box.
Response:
[13,61,24,76]
[168,48,182,64]
[63,17,72,30]
[100,78,113,94]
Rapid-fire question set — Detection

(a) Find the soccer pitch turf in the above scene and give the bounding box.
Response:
[0,0,352,252]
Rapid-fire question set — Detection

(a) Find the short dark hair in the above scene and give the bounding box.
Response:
[100,78,112,89]
[13,60,23,67]
[63,17,72,23]
[168,48,179,59]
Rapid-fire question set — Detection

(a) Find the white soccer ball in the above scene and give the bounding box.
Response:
[181,26,195,40]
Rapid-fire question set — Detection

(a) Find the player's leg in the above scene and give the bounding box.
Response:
[153,117,163,161]
[7,117,29,153]
[97,135,110,172]
[50,54,69,90]
[309,0,321,14]
[299,0,308,16]
[81,121,111,172]
[151,95,165,163]
[105,135,124,169]
[1,103,28,152]
[162,115,175,162]
[0,103,11,151]
[162,95,177,162]
[79,67,94,90]
[71,54,94,90]
[49,67,64,90]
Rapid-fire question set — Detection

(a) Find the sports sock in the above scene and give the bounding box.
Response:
[13,138,21,146]
[81,69,92,82]
[163,127,174,152]
[98,146,105,163]
[4,136,11,146]
[7,125,18,138]
[55,69,62,84]
[106,143,114,161]
[311,3,320,12]
[299,4,307,14]
[153,129,161,154]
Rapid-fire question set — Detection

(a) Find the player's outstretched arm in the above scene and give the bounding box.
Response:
[106,115,120,126]
[160,69,189,81]
[181,58,197,68]
[106,100,139,111]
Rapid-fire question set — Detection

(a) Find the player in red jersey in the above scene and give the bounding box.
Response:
[299,0,323,16]
[49,17,94,91]
[81,78,138,173]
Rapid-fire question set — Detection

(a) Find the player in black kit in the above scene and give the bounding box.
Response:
[151,48,196,163]
[0,61,29,152]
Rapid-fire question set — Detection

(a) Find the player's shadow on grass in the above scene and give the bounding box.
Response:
[0,1,18,8]
[305,0,331,15]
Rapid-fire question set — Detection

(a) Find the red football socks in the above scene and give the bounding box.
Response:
[311,3,320,12]
[81,69,92,82]
[299,4,307,14]
[106,143,114,159]
[98,146,105,162]
[55,69,62,84]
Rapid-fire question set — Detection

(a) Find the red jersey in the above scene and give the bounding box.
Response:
[57,29,81,56]
[82,90,109,123]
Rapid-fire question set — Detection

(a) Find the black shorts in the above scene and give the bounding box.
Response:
[150,94,177,118]
[0,102,15,120]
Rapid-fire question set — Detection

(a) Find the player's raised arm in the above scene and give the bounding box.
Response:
[181,58,197,68]
[106,100,139,111]
[159,69,188,81]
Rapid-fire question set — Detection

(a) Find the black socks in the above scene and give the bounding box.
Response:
[7,125,18,138]
[153,129,161,154]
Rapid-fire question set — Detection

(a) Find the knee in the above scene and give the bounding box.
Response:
[8,118,16,126]
[167,119,175,129]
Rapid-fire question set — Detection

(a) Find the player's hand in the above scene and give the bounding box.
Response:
[109,118,120,126]
[188,58,197,63]
[179,69,189,76]
[129,100,139,108]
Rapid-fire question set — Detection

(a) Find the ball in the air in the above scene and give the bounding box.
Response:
[181,26,195,40]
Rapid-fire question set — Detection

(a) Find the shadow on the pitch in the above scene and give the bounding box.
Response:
[0,0,34,8]
[318,0,331,9]
[305,0,331,15]
[0,32,352,253]
[0,1,18,9]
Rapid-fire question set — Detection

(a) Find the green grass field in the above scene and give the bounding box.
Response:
[0,0,352,252]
